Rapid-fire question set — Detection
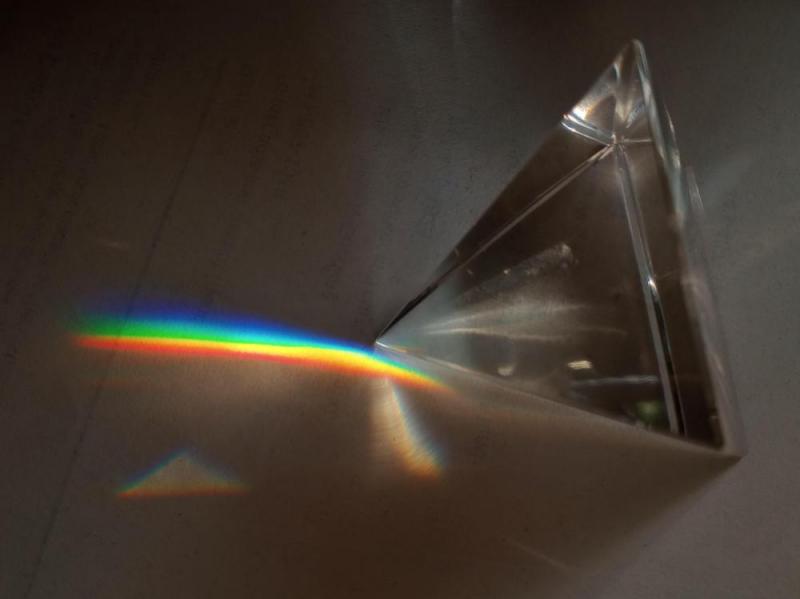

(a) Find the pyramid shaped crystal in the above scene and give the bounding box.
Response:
[377,41,743,452]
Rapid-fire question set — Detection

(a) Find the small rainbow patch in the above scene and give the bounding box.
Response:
[372,383,443,478]
[118,450,247,498]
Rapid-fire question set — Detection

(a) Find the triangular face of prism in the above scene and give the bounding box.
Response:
[377,41,743,452]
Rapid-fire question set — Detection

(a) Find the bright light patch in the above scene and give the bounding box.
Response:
[118,450,247,498]
[567,359,593,370]
[373,384,443,479]
[74,313,444,391]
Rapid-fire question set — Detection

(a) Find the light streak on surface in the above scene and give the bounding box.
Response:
[567,359,593,370]
[372,383,443,479]
[118,449,247,498]
[74,313,444,391]
[506,538,569,572]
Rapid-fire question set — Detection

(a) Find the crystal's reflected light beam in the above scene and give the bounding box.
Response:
[118,449,247,498]
[372,383,444,479]
[74,314,445,391]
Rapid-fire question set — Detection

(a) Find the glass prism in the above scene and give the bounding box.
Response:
[377,41,743,452]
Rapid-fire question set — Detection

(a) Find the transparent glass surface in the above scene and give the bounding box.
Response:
[378,41,743,451]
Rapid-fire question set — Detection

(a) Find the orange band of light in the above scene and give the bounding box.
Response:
[76,334,443,391]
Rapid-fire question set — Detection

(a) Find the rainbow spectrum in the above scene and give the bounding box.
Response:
[117,449,247,498]
[74,312,444,391]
